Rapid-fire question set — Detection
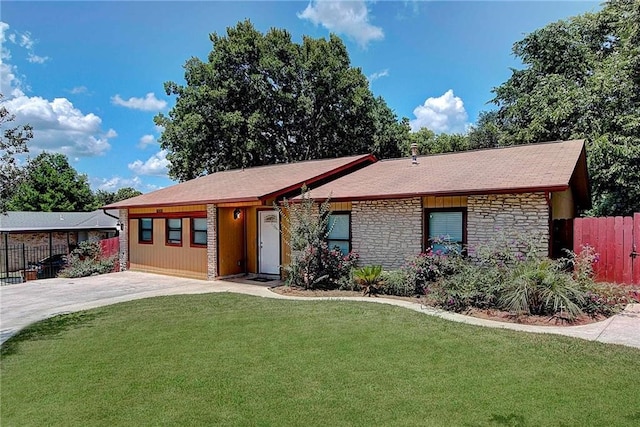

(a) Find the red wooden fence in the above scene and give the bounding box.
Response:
[574,213,640,285]
[99,237,119,258]
[99,236,120,273]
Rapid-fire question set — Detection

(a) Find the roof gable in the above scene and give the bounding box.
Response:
[105,154,375,209]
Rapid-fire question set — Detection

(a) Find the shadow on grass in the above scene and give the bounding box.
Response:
[1,311,100,358]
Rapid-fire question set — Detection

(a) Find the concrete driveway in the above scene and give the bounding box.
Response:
[1,271,639,349]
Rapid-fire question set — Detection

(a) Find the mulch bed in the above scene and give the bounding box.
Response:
[269,286,606,326]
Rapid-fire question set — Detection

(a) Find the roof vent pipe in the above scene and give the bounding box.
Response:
[410,143,419,165]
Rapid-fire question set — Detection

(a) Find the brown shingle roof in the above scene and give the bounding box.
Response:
[104,154,375,208]
[301,140,589,203]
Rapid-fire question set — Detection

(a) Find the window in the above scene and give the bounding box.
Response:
[425,209,466,253]
[191,217,207,247]
[327,213,350,255]
[166,218,182,246]
[139,218,153,243]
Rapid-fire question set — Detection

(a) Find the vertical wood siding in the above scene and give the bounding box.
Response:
[129,217,207,279]
[129,205,207,214]
[422,196,468,208]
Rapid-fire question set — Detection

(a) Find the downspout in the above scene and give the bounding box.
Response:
[102,209,121,236]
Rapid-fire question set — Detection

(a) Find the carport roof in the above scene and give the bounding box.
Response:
[299,140,591,208]
[104,154,375,209]
[0,210,119,232]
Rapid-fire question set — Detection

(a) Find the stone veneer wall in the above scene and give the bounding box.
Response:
[119,209,128,271]
[206,204,217,279]
[467,193,549,257]
[352,198,422,269]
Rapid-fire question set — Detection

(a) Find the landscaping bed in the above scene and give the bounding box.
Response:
[270,285,608,326]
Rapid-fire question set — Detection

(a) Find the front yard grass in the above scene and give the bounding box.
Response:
[1,293,639,426]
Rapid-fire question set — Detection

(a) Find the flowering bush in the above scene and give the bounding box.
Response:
[278,189,358,289]
[401,237,465,296]
[581,282,637,317]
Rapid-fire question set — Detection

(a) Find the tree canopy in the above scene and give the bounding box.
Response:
[471,0,640,216]
[95,187,143,207]
[1,95,32,213]
[7,152,96,212]
[155,20,407,181]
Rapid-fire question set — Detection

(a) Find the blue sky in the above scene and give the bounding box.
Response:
[1,1,600,193]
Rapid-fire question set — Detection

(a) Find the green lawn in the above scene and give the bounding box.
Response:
[1,294,639,426]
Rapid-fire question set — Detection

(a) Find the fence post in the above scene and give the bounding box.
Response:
[4,234,9,279]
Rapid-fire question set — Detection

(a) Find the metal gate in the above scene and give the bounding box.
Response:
[0,244,68,283]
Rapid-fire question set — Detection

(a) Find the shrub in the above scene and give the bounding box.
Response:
[433,263,503,312]
[499,259,584,318]
[581,282,636,317]
[380,270,414,297]
[402,237,465,295]
[278,190,358,289]
[58,241,117,279]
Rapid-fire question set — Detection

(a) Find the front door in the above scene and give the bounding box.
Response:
[258,210,280,275]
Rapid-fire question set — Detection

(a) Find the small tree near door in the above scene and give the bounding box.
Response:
[277,189,358,289]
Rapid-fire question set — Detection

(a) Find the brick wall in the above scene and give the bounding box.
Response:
[467,193,549,257]
[6,231,75,248]
[352,198,422,269]
[207,204,217,279]
[119,209,128,271]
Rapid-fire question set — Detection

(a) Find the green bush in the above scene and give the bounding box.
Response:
[380,270,414,297]
[58,241,117,278]
[582,282,636,317]
[500,259,584,318]
[379,233,632,320]
[432,263,502,312]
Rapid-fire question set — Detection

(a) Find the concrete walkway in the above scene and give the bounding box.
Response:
[1,271,638,349]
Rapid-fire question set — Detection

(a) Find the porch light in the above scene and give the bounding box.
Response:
[116,221,124,232]
[233,208,242,220]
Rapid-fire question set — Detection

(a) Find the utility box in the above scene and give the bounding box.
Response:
[24,269,37,281]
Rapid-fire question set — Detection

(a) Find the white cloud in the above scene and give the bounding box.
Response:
[27,53,50,64]
[409,89,469,133]
[111,92,167,111]
[3,94,114,156]
[1,23,49,64]
[0,61,25,97]
[368,68,389,83]
[17,32,34,50]
[69,86,88,95]
[1,22,11,60]
[94,176,142,192]
[298,0,384,48]
[138,134,156,149]
[128,149,169,176]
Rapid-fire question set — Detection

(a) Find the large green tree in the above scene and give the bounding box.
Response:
[7,152,96,212]
[1,95,32,213]
[156,20,405,181]
[473,0,640,216]
[94,187,143,207]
